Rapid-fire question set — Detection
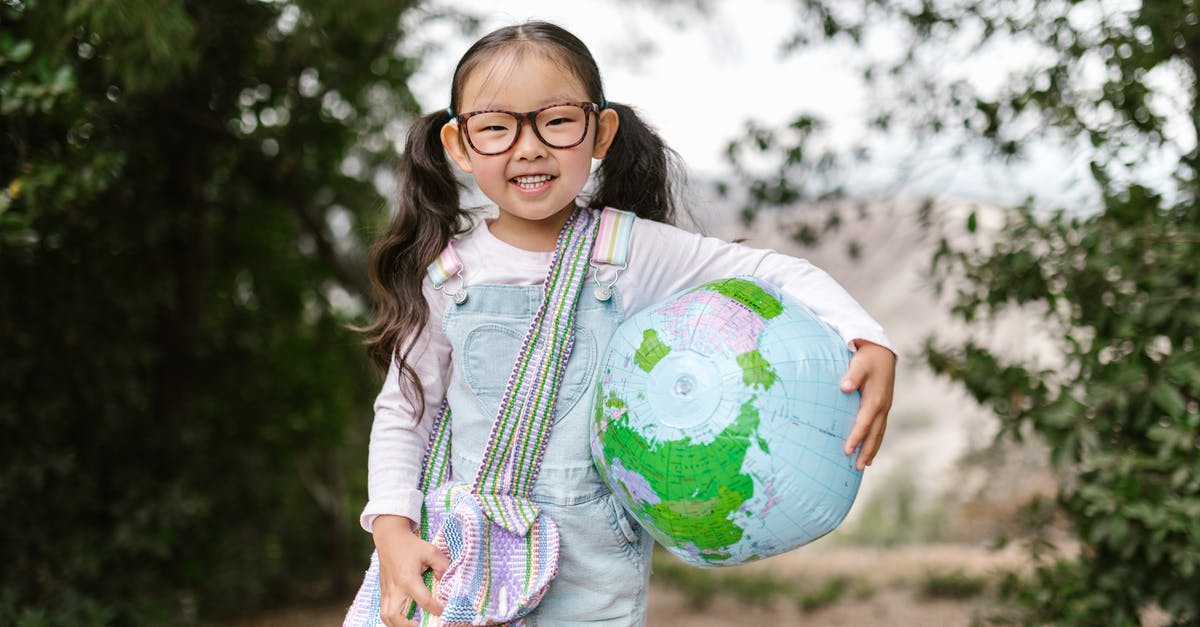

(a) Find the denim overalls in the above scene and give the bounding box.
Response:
[440,273,654,625]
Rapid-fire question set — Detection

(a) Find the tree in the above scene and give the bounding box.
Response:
[0,1,456,623]
[723,1,1200,624]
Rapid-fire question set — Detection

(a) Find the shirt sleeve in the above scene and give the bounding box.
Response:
[619,218,896,355]
[359,281,452,533]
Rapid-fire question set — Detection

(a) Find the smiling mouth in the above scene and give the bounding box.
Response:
[511,174,555,190]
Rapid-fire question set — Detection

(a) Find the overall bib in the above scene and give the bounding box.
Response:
[441,277,653,626]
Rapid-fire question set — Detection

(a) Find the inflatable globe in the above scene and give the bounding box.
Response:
[590,277,863,567]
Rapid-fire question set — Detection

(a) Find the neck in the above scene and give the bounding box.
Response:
[490,205,576,252]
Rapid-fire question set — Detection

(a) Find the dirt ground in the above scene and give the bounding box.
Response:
[235,590,983,627]
[223,543,1021,627]
[648,587,982,627]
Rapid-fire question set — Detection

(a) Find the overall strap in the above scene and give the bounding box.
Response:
[591,207,636,267]
[589,207,635,302]
[427,242,468,305]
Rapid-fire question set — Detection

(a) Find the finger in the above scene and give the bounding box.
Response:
[843,405,872,456]
[379,612,418,627]
[839,355,869,454]
[397,597,417,624]
[843,389,881,457]
[427,549,450,580]
[406,575,445,617]
[380,614,418,627]
[379,597,418,627]
[855,409,888,470]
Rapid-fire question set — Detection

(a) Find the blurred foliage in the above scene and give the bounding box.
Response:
[649,547,867,612]
[0,0,476,623]
[917,569,988,601]
[927,205,1200,625]
[795,575,855,614]
[720,0,1200,624]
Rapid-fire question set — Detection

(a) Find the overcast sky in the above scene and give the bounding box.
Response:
[402,0,1105,210]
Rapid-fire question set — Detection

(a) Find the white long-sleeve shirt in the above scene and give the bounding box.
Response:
[361,215,895,532]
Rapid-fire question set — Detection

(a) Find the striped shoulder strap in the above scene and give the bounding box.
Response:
[591,207,636,267]
[426,242,462,286]
[427,242,468,305]
[590,207,635,301]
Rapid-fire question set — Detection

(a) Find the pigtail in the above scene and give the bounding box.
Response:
[588,102,684,225]
[361,108,467,403]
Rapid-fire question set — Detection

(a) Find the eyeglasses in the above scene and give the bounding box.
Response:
[454,101,601,156]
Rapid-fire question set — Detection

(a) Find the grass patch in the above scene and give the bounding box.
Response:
[918,570,988,600]
[798,576,850,613]
[651,554,787,609]
[651,548,873,612]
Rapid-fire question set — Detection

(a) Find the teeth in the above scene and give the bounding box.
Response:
[514,174,552,188]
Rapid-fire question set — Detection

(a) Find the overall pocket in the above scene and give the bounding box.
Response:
[601,492,648,571]
[463,323,597,422]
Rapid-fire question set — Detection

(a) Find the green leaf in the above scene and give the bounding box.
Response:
[8,40,34,63]
[1150,380,1187,419]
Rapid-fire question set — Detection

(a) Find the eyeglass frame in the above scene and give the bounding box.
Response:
[452,101,603,156]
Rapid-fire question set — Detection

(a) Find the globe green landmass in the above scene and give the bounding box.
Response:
[736,350,777,390]
[598,392,761,562]
[707,278,784,319]
[634,329,672,372]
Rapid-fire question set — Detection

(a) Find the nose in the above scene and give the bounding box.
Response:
[511,118,547,160]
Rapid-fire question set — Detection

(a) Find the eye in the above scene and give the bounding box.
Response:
[467,116,515,136]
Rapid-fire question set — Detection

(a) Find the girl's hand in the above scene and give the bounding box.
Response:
[373,515,449,626]
[839,340,896,471]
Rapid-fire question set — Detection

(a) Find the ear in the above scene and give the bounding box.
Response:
[592,108,620,159]
[441,122,474,174]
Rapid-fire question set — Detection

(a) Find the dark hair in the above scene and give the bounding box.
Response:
[361,21,683,397]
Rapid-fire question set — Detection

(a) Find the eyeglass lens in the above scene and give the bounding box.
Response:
[465,105,590,154]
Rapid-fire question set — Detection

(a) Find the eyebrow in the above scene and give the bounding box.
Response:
[468,96,588,111]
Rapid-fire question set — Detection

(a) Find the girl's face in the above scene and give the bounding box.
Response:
[441,50,618,237]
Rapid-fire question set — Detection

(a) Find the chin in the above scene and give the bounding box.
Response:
[502,202,577,223]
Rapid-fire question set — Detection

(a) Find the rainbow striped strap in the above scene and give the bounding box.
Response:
[473,207,601,497]
[426,243,462,286]
[409,399,450,623]
[413,208,600,500]
[591,207,635,267]
[416,400,452,494]
[589,208,634,302]
[427,243,468,305]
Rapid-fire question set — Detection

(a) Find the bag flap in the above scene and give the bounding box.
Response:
[473,493,540,536]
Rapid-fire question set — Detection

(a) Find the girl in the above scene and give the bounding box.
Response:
[357,21,896,627]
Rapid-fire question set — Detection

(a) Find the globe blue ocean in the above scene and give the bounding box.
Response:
[590,277,863,567]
